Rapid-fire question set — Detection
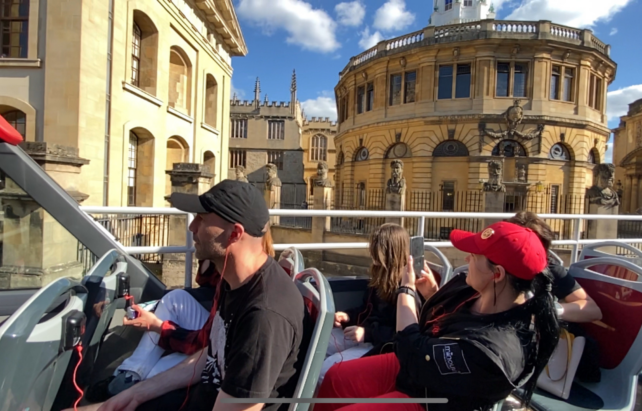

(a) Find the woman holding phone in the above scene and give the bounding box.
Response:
[316,221,560,411]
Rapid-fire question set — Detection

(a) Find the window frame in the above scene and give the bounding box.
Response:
[550,184,560,214]
[356,85,365,114]
[310,134,328,162]
[441,181,456,211]
[131,22,142,87]
[127,132,138,207]
[267,120,285,140]
[229,149,247,169]
[366,82,374,111]
[445,0,453,11]
[438,62,473,100]
[463,0,473,6]
[588,72,604,111]
[550,64,577,103]
[231,118,248,139]
[495,61,530,98]
[0,0,30,58]
[267,151,284,170]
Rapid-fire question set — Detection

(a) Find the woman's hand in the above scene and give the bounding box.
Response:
[402,255,417,289]
[123,304,163,334]
[334,311,350,327]
[415,260,440,300]
[344,326,365,343]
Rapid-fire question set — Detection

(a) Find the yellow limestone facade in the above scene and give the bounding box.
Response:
[0,0,247,206]
[613,99,642,214]
[333,20,615,215]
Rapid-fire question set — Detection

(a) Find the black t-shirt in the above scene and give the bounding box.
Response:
[200,256,308,410]
[548,259,581,300]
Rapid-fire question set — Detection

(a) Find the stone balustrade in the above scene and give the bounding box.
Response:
[340,19,611,78]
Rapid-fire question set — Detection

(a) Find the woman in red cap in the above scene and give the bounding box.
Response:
[316,221,560,411]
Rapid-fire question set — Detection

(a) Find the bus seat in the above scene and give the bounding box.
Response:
[0,277,87,411]
[453,264,468,278]
[516,257,642,411]
[549,250,564,266]
[290,269,336,411]
[279,258,296,278]
[279,247,306,280]
[579,242,642,281]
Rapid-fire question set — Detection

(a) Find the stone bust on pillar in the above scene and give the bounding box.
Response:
[235,165,249,183]
[386,160,406,196]
[314,161,333,187]
[483,160,506,192]
[587,163,620,208]
[265,163,282,191]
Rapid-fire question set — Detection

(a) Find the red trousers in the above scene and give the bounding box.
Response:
[315,353,425,411]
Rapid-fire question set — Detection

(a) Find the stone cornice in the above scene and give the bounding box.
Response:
[20,142,90,167]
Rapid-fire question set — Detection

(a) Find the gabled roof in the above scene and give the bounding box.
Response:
[195,0,248,56]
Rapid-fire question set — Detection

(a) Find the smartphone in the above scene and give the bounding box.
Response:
[410,236,425,279]
[125,300,159,320]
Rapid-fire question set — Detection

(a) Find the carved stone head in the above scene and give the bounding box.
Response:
[235,165,246,178]
[588,163,619,207]
[317,161,329,178]
[386,160,406,195]
[593,163,615,190]
[391,159,404,180]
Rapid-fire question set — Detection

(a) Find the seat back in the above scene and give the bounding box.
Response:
[290,269,335,411]
[580,242,642,272]
[0,277,87,411]
[424,244,453,286]
[570,258,642,373]
[453,264,468,279]
[549,250,564,266]
[279,247,305,280]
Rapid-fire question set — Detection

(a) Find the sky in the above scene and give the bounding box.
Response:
[229,0,642,162]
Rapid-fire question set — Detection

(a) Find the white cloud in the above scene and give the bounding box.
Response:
[231,81,246,100]
[335,1,366,27]
[506,0,634,28]
[610,28,618,36]
[301,92,337,122]
[605,136,613,163]
[373,0,415,32]
[359,27,384,50]
[237,0,340,53]
[606,84,642,122]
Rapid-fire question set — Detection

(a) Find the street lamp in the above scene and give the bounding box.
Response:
[535,181,544,193]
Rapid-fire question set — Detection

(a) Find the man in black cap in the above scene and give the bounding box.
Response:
[87,180,310,411]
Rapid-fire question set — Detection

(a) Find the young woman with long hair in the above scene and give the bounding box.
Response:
[316,221,560,411]
[319,223,419,384]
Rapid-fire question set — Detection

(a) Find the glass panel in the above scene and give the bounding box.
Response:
[551,66,561,100]
[513,63,528,98]
[455,64,471,98]
[442,182,455,211]
[404,71,416,103]
[438,65,453,100]
[445,0,453,10]
[0,172,97,290]
[357,86,365,114]
[366,83,374,111]
[496,63,510,97]
[389,74,402,106]
[563,68,574,102]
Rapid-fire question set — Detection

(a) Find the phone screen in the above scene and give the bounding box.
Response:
[410,236,425,279]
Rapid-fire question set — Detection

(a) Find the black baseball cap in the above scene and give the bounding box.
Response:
[170,179,269,237]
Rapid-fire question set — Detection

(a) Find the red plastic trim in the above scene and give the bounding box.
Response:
[0,114,24,145]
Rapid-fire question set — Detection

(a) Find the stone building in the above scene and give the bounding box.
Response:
[0,0,246,207]
[302,117,338,197]
[613,98,642,214]
[334,5,615,226]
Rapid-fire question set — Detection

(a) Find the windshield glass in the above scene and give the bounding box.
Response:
[0,168,96,290]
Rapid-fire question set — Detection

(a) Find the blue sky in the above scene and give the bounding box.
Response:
[230,0,642,162]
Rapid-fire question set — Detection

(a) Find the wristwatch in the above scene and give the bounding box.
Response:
[555,301,564,318]
[397,286,417,299]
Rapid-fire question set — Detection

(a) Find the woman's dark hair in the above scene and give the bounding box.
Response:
[487,258,560,406]
[504,211,555,253]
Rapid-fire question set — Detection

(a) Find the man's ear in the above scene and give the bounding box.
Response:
[228,223,245,246]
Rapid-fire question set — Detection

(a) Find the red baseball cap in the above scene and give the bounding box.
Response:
[449,221,547,280]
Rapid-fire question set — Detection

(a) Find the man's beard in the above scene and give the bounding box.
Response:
[195,240,227,261]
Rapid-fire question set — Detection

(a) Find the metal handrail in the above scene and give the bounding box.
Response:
[79,207,642,283]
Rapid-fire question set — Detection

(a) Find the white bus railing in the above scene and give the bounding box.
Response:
[80,207,642,286]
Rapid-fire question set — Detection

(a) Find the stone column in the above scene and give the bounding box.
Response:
[385,190,406,226]
[264,185,281,226]
[308,185,333,266]
[163,163,213,289]
[637,176,642,213]
[586,202,619,254]
[0,142,89,288]
[625,176,633,213]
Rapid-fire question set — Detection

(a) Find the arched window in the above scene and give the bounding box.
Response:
[203,151,216,174]
[433,140,469,157]
[310,134,328,161]
[337,151,344,166]
[355,147,369,162]
[205,75,218,128]
[131,11,159,94]
[169,47,192,114]
[386,143,411,159]
[588,148,599,164]
[128,132,139,206]
[1,109,26,137]
[166,136,188,196]
[549,143,571,160]
[492,140,527,157]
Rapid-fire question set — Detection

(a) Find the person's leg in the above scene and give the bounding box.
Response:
[116,290,210,379]
[315,353,400,411]
[318,344,374,388]
[135,384,217,411]
[332,391,425,411]
[146,352,189,379]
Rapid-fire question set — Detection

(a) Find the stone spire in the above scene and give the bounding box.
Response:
[264,94,268,103]
[254,77,261,108]
[290,69,297,115]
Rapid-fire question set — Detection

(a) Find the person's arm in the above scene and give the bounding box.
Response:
[213,390,264,411]
[94,348,207,411]
[158,314,213,355]
[559,288,603,323]
[220,309,296,402]
[397,256,419,332]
